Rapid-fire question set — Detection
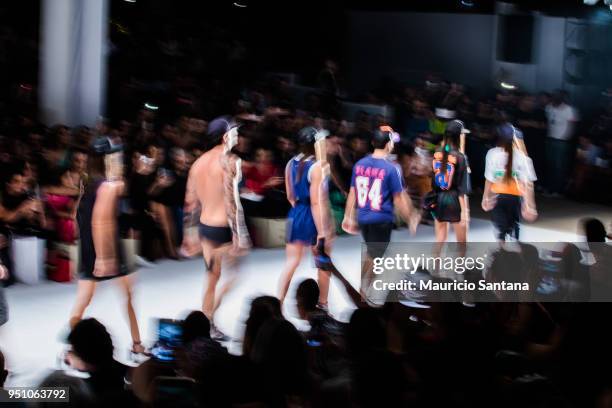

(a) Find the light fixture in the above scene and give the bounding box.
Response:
[583,0,599,5]
[500,82,517,90]
[461,0,475,7]
[144,102,159,111]
[233,1,247,7]
[124,0,136,3]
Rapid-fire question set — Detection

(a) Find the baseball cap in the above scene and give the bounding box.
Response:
[496,123,519,142]
[373,125,400,144]
[207,116,236,140]
[91,137,123,156]
[445,120,471,135]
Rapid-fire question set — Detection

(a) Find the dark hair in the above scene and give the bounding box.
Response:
[346,308,386,358]
[250,319,309,401]
[67,318,114,367]
[50,166,72,187]
[582,218,607,243]
[296,143,315,183]
[182,311,211,344]
[243,296,282,356]
[3,161,26,185]
[440,126,460,175]
[296,279,319,312]
[371,135,388,150]
[499,137,514,183]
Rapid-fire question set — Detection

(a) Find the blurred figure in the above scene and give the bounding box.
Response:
[0,164,46,237]
[181,117,251,340]
[65,318,136,405]
[544,91,578,196]
[278,127,334,308]
[243,296,282,357]
[69,138,145,355]
[44,167,80,243]
[482,123,538,241]
[250,318,310,406]
[429,120,471,260]
[342,126,419,297]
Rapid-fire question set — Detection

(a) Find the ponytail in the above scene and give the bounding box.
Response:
[502,140,514,182]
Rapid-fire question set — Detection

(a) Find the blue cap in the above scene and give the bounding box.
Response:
[497,123,519,142]
[207,116,234,140]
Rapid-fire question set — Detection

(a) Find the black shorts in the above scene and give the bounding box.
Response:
[491,194,521,241]
[360,222,394,259]
[199,223,232,245]
[434,190,461,223]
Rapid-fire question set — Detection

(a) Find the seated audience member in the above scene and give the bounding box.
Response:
[68,148,88,188]
[296,279,347,381]
[250,318,310,407]
[0,349,27,407]
[66,318,137,406]
[243,296,283,357]
[0,349,8,387]
[37,370,94,408]
[0,164,46,237]
[582,218,612,301]
[44,167,80,243]
[241,147,285,217]
[295,279,344,345]
[179,311,227,377]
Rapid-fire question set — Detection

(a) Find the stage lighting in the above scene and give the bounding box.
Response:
[500,82,517,90]
[233,1,248,7]
[461,0,475,7]
[584,0,599,5]
[144,102,159,111]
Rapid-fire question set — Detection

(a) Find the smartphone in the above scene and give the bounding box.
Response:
[150,319,183,363]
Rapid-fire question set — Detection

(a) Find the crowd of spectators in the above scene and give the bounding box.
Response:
[0,6,612,407]
[1,216,611,407]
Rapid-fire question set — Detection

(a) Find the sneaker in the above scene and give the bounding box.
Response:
[316,303,329,313]
[210,324,231,342]
[135,255,155,268]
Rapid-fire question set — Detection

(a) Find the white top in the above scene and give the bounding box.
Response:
[485,147,537,184]
[545,103,578,141]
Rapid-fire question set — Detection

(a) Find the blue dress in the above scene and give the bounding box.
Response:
[286,155,318,245]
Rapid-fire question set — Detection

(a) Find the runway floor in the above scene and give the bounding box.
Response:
[0,218,580,387]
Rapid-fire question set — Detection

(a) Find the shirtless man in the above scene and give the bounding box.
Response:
[182,116,250,340]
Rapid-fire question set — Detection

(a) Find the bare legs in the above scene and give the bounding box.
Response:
[69,280,96,329]
[69,276,143,351]
[278,243,305,305]
[151,202,178,259]
[278,242,332,307]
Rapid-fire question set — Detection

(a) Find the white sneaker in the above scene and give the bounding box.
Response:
[134,255,155,268]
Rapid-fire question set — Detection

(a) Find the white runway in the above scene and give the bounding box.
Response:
[0,218,579,387]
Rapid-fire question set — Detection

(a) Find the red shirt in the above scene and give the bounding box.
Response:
[243,163,279,195]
